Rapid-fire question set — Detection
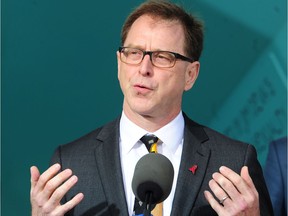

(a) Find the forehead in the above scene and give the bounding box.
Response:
[125,15,186,52]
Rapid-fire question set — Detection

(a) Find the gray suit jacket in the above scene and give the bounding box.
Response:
[51,114,273,215]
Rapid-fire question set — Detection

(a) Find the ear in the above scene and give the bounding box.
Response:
[117,51,121,80]
[184,61,200,91]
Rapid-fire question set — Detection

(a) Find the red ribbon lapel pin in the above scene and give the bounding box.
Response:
[189,165,198,174]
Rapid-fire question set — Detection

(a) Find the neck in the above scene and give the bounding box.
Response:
[123,107,181,132]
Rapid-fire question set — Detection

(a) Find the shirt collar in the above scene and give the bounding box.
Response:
[154,112,184,154]
[119,111,184,154]
[119,112,147,154]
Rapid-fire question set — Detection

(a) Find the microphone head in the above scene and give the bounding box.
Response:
[132,153,174,204]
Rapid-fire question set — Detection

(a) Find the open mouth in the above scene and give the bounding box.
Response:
[134,84,152,94]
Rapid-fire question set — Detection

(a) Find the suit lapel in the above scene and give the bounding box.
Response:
[171,114,210,215]
[91,114,211,215]
[93,118,129,215]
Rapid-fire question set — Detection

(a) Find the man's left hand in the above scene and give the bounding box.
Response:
[204,166,260,216]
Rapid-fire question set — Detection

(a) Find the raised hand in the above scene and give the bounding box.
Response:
[204,166,260,216]
[30,164,84,216]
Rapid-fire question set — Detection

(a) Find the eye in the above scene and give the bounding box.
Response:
[154,52,174,63]
[130,50,139,55]
[126,49,142,58]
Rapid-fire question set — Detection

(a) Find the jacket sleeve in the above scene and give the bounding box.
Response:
[244,144,274,216]
[49,146,69,207]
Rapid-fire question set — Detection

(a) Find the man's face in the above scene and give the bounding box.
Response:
[117,15,199,122]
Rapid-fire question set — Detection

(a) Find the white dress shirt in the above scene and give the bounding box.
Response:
[119,111,184,216]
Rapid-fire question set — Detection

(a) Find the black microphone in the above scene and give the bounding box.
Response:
[132,153,174,206]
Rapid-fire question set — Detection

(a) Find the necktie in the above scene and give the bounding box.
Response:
[133,134,163,216]
[140,134,159,153]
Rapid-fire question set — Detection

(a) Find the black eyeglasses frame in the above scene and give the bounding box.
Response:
[118,46,194,68]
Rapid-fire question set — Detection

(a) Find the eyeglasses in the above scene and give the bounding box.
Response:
[118,47,194,68]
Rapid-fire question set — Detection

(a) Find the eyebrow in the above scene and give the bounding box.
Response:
[123,45,180,53]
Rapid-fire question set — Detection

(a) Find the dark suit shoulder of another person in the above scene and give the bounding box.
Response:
[264,137,287,216]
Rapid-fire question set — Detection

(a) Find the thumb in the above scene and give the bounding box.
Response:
[241,166,256,191]
[30,166,40,189]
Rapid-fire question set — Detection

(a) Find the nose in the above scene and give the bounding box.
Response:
[139,54,154,76]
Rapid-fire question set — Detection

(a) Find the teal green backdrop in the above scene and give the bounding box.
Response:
[2,0,286,215]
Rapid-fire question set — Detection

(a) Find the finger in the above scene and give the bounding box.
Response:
[204,190,225,215]
[47,174,78,206]
[212,171,240,201]
[30,166,41,202]
[241,166,257,193]
[219,166,258,209]
[219,166,252,197]
[43,175,81,213]
[53,193,84,216]
[240,166,259,205]
[208,178,230,203]
[34,163,61,191]
[41,169,73,200]
[32,163,61,202]
[30,166,40,189]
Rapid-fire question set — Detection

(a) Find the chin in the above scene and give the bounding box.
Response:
[125,97,157,115]
[132,106,152,115]
[129,104,154,116]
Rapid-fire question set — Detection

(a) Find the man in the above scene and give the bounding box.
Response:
[30,1,273,215]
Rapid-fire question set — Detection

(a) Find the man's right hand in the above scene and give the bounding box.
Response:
[30,163,84,216]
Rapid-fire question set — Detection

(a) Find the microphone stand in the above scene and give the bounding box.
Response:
[143,192,153,216]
